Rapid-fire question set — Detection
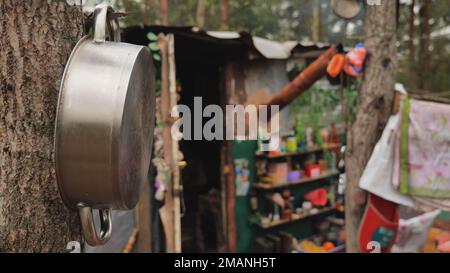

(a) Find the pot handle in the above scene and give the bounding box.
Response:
[78,204,112,246]
[93,4,121,43]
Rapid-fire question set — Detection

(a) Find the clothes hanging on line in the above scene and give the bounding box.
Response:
[360,94,450,212]
[359,111,415,207]
[399,98,450,199]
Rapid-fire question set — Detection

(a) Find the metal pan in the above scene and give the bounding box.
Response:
[54,4,155,245]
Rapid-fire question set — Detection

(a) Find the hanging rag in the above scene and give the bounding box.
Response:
[414,197,450,212]
[392,209,441,253]
[392,102,450,211]
[399,98,450,199]
[359,110,415,207]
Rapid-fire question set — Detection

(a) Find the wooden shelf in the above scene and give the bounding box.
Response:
[254,207,336,229]
[255,143,340,160]
[252,170,339,190]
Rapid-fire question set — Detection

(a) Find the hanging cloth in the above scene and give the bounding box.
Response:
[359,111,415,207]
[399,98,450,199]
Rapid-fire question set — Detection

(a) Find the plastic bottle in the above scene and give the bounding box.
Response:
[344,43,367,77]
[327,53,345,78]
[347,43,367,69]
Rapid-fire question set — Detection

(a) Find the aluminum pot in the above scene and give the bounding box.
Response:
[54,4,155,245]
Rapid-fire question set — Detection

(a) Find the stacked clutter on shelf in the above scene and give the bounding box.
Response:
[250,95,348,252]
[294,216,346,253]
[253,215,346,253]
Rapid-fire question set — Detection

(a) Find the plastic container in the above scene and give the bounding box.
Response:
[305,164,321,178]
[288,170,301,183]
[344,43,367,77]
[327,53,345,78]
[286,137,298,153]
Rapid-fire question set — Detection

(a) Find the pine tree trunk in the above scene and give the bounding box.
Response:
[220,0,229,31]
[196,0,207,28]
[417,0,431,90]
[409,0,416,84]
[143,0,154,25]
[311,0,320,42]
[160,0,169,26]
[0,0,84,252]
[345,1,398,253]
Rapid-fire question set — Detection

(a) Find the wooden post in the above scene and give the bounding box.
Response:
[157,35,175,253]
[224,63,237,252]
[168,34,182,254]
[135,181,152,252]
[345,1,398,253]
[157,34,182,253]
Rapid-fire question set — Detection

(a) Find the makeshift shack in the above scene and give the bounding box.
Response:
[122,26,335,253]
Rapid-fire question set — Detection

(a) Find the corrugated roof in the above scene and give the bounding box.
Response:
[122,25,331,60]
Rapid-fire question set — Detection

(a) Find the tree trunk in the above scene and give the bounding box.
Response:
[143,0,154,25]
[160,0,169,26]
[220,0,229,31]
[196,0,207,28]
[311,0,320,42]
[408,0,416,84]
[0,0,84,252]
[345,1,398,253]
[417,0,431,90]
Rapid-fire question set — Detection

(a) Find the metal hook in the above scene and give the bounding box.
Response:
[93,4,121,43]
[78,203,112,246]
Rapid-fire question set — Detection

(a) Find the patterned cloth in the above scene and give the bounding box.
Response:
[399,98,450,198]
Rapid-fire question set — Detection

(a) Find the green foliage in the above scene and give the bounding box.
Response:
[90,0,448,93]
[396,0,450,93]
[147,32,162,97]
[148,42,160,51]
[147,32,158,41]
[290,83,359,131]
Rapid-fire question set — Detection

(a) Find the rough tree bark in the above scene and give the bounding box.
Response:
[345,1,398,253]
[0,1,84,252]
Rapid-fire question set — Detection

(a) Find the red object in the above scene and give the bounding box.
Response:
[304,188,328,206]
[305,164,321,178]
[268,150,281,157]
[347,43,367,68]
[344,43,367,77]
[358,193,399,253]
[327,54,345,78]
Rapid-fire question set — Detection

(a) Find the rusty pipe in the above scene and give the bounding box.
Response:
[263,46,338,111]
